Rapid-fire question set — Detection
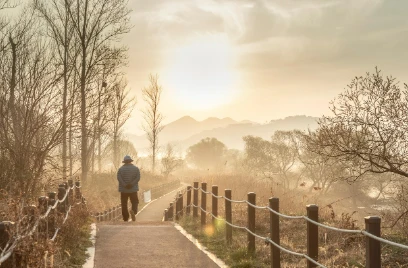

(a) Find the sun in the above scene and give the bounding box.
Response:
[165,35,237,110]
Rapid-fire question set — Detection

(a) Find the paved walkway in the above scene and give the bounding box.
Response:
[93,189,220,268]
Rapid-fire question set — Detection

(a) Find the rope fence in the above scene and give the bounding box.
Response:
[93,179,181,222]
[0,177,86,267]
[164,182,408,268]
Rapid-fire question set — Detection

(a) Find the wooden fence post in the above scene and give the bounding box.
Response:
[75,181,81,199]
[104,210,108,221]
[108,208,112,221]
[201,182,207,226]
[48,192,56,238]
[225,189,232,245]
[38,196,48,235]
[68,179,74,201]
[168,202,173,220]
[63,182,70,208]
[175,194,180,221]
[269,197,280,268]
[306,204,318,268]
[247,192,256,253]
[57,185,67,213]
[212,185,218,227]
[365,216,381,268]
[164,209,168,221]
[180,192,184,217]
[186,186,192,215]
[193,182,199,218]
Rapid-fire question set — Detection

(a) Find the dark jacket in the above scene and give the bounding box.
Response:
[117,163,140,193]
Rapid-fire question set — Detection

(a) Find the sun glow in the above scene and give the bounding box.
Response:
[166,35,237,110]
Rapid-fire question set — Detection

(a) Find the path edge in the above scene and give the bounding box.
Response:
[173,223,228,268]
[83,223,96,268]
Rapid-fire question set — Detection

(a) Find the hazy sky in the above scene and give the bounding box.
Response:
[123,0,408,134]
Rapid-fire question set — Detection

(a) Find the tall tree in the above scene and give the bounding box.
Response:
[34,0,77,179]
[161,143,183,178]
[66,0,130,181]
[0,10,63,194]
[109,77,135,168]
[142,74,164,173]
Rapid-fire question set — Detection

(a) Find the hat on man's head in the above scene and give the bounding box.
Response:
[122,155,133,163]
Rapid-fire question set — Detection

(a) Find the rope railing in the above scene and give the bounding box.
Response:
[94,180,182,223]
[150,179,181,199]
[164,182,408,268]
[190,200,327,267]
[197,185,408,249]
[0,178,86,266]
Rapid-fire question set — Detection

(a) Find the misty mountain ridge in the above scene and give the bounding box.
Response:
[126,115,318,153]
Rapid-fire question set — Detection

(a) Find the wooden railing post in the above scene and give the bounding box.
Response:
[68,179,74,200]
[104,210,108,221]
[179,192,184,217]
[164,209,169,221]
[175,193,180,221]
[365,216,381,268]
[212,185,218,227]
[269,197,280,268]
[96,212,100,222]
[75,181,81,199]
[225,189,232,244]
[63,182,70,209]
[169,202,174,220]
[306,204,318,268]
[186,186,192,215]
[57,185,67,213]
[201,182,207,226]
[38,196,48,235]
[247,192,256,253]
[108,208,112,221]
[193,182,199,218]
[48,192,56,238]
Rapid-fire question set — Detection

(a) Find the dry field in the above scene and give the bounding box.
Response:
[179,175,408,267]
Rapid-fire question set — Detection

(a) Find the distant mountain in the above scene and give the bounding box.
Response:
[182,115,318,150]
[127,115,319,153]
[126,116,240,152]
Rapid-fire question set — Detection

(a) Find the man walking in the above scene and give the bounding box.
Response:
[117,155,140,221]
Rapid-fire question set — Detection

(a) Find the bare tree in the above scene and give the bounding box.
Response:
[109,77,135,168]
[0,10,63,195]
[161,143,183,178]
[307,69,408,181]
[243,131,300,189]
[299,132,346,193]
[142,74,164,173]
[34,0,78,179]
[66,0,130,181]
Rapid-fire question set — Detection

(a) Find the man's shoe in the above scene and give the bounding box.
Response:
[130,210,136,221]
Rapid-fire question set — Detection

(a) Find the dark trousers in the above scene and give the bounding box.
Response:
[121,192,139,221]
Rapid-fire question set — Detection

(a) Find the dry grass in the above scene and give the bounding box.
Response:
[0,189,92,267]
[179,175,408,267]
